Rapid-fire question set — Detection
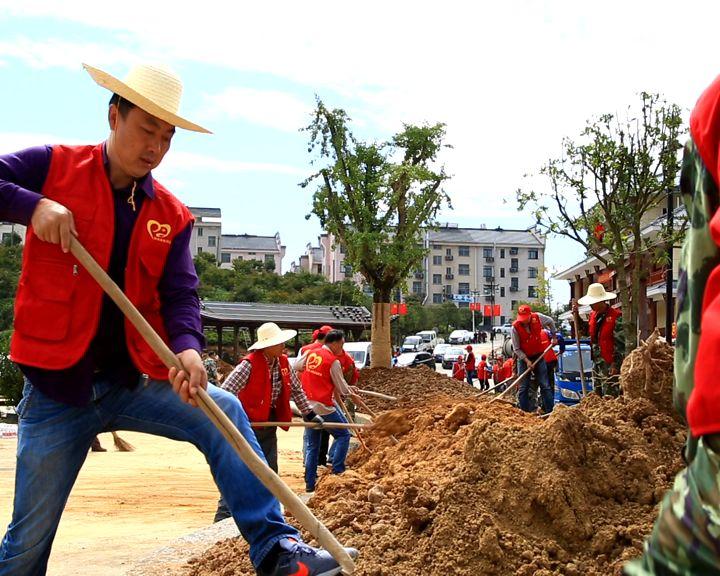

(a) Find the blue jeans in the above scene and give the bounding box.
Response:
[304,410,350,491]
[466,369,476,386]
[517,356,553,414]
[0,376,299,575]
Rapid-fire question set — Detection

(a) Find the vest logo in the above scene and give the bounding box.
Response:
[306,353,323,372]
[147,220,172,244]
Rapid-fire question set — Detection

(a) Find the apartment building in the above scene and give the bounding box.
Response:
[417,225,546,325]
[188,207,222,261]
[296,233,353,282]
[219,233,286,274]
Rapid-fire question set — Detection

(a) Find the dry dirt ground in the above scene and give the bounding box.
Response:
[0,428,307,576]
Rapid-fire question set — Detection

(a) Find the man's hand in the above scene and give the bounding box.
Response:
[31,198,78,253]
[303,410,324,426]
[168,349,207,407]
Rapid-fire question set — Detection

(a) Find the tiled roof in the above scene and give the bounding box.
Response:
[221,234,279,251]
[428,227,544,247]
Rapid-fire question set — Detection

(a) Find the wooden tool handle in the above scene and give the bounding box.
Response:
[357,389,397,401]
[69,238,355,575]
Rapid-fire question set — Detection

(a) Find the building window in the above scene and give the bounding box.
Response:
[528,249,539,260]
[432,244,442,250]
[198,246,203,253]
[483,266,493,278]
[528,286,537,298]
[528,267,538,278]
[432,274,442,285]
[412,281,422,293]
[483,247,493,258]
[433,255,442,265]
[446,248,452,256]
[500,268,505,278]
[248,252,256,255]
[340,244,346,254]
[433,293,443,304]
[510,258,519,272]
[221,252,231,264]
[511,278,519,289]
[458,283,470,294]
[459,246,470,257]
[510,247,519,255]
[459,264,470,276]
[500,287,505,297]
[511,300,518,311]
[198,228,203,237]
[208,236,216,247]
[446,267,452,275]
[500,248,505,258]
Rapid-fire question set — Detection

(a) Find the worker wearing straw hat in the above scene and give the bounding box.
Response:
[573,282,625,397]
[214,322,323,522]
[0,63,355,576]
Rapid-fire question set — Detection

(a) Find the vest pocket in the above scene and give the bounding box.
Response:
[15,261,77,341]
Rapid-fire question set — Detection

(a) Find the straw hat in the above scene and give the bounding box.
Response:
[248,322,297,351]
[83,63,211,133]
[578,283,617,306]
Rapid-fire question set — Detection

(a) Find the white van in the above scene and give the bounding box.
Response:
[448,329,473,344]
[344,342,372,370]
[415,330,438,351]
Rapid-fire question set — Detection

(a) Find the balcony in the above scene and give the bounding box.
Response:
[483,276,495,283]
[509,267,519,273]
[445,274,454,280]
[510,286,519,292]
[485,256,495,263]
[445,255,454,261]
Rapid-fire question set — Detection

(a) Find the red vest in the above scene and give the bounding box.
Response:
[303,346,337,406]
[540,331,558,364]
[513,314,545,357]
[503,359,515,380]
[10,144,193,380]
[465,352,476,371]
[478,361,487,380]
[238,352,293,430]
[588,307,621,366]
[452,362,465,380]
[338,351,359,385]
[300,341,322,389]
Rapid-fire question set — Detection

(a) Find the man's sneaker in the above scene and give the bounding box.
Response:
[258,537,359,576]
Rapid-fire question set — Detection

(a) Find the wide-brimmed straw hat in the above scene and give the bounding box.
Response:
[248,322,297,351]
[83,63,211,133]
[578,283,617,306]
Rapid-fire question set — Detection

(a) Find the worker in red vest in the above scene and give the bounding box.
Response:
[464,345,476,386]
[478,354,489,390]
[300,325,333,467]
[540,329,558,396]
[296,329,361,493]
[452,356,466,381]
[215,322,323,522]
[511,304,557,413]
[0,63,356,575]
[574,283,625,397]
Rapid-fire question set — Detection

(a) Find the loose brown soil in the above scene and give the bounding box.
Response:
[184,350,686,576]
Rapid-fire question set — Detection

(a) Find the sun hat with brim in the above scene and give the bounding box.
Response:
[83,63,211,134]
[248,322,297,351]
[578,283,617,306]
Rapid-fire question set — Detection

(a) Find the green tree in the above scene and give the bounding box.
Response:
[0,330,23,405]
[516,92,684,352]
[303,101,451,367]
[0,244,22,332]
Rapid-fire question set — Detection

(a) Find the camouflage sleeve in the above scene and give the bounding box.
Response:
[613,314,625,370]
[673,139,720,423]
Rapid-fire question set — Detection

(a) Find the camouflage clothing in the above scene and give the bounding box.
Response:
[624,134,720,572]
[203,357,219,385]
[591,311,625,397]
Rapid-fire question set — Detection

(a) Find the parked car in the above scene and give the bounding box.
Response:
[448,330,473,345]
[401,335,423,353]
[415,330,439,351]
[553,343,594,405]
[494,323,514,335]
[432,343,451,363]
[343,342,371,370]
[395,351,436,369]
[441,346,466,370]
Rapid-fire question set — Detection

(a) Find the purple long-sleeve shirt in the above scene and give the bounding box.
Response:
[0,144,204,405]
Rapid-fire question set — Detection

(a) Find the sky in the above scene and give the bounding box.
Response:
[0,0,718,306]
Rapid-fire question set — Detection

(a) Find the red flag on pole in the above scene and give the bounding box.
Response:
[484,305,492,316]
[494,305,501,316]
[400,303,408,315]
[391,304,398,315]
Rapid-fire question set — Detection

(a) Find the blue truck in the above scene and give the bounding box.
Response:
[553,343,594,405]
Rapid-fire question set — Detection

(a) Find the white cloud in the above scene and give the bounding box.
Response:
[199,88,312,132]
[0,37,141,70]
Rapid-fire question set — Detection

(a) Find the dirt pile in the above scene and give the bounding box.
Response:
[357,366,478,412]
[620,330,675,416]
[183,344,685,576]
